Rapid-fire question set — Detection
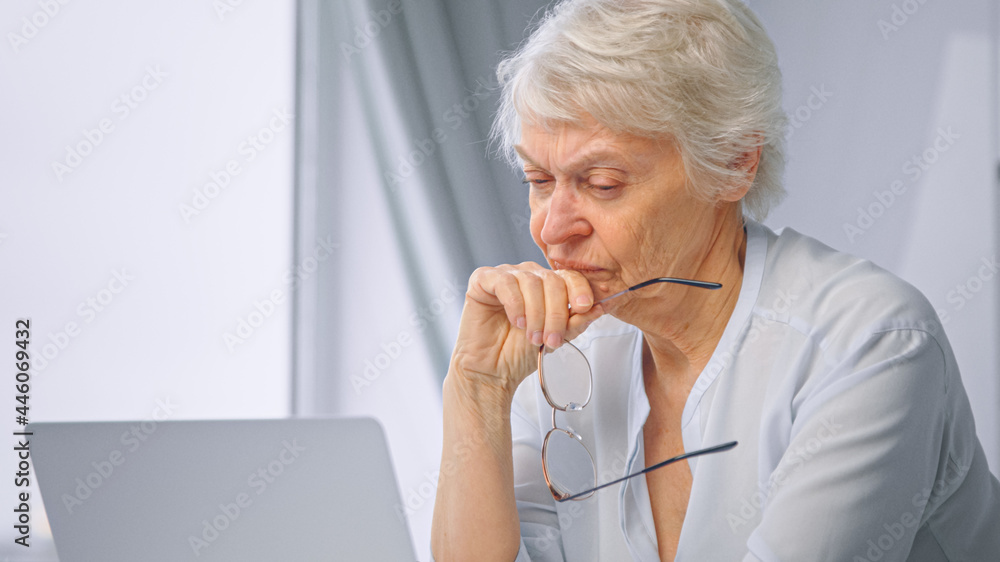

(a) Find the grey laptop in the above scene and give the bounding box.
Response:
[29,417,417,561]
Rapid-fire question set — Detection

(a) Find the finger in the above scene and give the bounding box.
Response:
[491,271,527,330]
[466,267,503,306]
[468,266,528,331]
[515,261,546,271]
[565,303,605,342]
[540,271,570,349]
[514,270,547,347]
[554,269,596,314]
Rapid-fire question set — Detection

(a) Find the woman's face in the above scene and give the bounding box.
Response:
[518,116,734,304]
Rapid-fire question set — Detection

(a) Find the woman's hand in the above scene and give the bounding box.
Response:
[448,262,605,404]
[432,262,603,561]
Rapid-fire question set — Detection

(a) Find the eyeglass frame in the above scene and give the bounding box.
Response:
[537,276,739,502]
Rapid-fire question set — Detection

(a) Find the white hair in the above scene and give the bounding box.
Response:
[493,0,787,220]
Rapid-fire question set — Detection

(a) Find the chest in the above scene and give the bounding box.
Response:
[642,384,692,560]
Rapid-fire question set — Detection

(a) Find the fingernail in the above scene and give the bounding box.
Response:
[530,331,544,346]
[515,316,526,330]
[546,332,562,349]
[574,295,592,308]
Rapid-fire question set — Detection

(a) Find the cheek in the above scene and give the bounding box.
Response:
[601,205,675,278]
[606,218,648,269]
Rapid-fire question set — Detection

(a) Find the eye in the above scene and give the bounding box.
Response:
[584,176,622,196]
[522,176,553,189]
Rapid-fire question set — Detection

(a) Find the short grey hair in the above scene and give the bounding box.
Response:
[493,0,787,220]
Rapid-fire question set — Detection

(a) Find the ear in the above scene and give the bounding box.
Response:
[719,142,763,203]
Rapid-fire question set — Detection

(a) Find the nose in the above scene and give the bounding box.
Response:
[539,183,591,246]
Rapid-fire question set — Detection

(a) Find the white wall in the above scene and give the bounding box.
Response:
[0,1,295,556]
[751,0,999,474]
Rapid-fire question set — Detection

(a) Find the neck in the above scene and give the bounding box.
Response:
[627,210,747,387]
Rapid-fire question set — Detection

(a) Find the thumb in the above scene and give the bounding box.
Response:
[564,303,606,342]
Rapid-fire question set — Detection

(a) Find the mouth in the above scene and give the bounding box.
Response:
[550,260,617,296]
[551,259,605,273]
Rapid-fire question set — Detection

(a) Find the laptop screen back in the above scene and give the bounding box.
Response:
[30,417,416,561]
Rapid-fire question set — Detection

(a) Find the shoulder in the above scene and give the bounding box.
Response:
[755,223,945,355]
[741,222,959,403]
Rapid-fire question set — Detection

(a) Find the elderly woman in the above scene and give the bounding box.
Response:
[430,0,1000,560]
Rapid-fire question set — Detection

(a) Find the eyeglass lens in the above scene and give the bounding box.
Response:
[543,429,597,499]
[538,341,591,410]
[540,342,596,499]
[539,276,732,501]
[539,338,738,501]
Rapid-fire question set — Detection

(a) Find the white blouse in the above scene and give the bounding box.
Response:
[509,220,1000,561]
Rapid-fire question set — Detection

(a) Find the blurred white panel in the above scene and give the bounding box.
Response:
[896,34,997,470]
[0,0,295,556]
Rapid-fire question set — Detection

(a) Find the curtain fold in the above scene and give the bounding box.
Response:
[294,0,547,414]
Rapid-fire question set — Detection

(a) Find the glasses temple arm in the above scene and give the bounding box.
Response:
[557,440,738,502]
[596,277,722,305]
[631,277,722,291]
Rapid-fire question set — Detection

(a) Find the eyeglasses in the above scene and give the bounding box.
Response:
[538,277,739,502]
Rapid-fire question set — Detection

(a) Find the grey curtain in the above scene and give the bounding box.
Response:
[293,0,549,414]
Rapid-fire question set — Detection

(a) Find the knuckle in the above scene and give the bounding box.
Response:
[470,265,499,283]
[546,311,568,323]
[516,270,543,287]
[542,272,568,291]
[533,268,558,283]
[505,288,525,306]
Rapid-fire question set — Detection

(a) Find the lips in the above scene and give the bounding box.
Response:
[550,260,617,292]
[552,259,605,272]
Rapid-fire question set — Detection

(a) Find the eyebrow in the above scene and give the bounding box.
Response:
[513,144,633,173]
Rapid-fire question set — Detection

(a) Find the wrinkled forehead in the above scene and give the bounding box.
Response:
[513,115,677,168]
[513,119,680,180]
